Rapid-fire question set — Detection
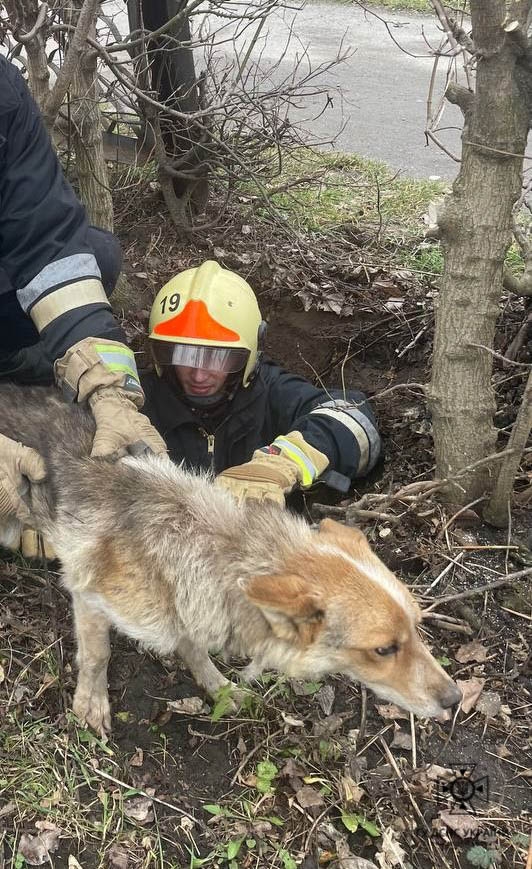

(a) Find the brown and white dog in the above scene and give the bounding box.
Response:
[0,384,460,735]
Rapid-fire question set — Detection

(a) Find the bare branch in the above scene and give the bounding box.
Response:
[43,0,102,128]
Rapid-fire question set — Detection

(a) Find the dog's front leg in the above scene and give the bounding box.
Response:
[175,634,244,709]
[71,593,112,737]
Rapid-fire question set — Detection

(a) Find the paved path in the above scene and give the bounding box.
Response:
[243,2,464,180]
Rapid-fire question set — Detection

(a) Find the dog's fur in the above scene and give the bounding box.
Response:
[0,383,460,734]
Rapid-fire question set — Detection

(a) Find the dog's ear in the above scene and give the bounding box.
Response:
[245,573,325,644]
[319,518,371,555]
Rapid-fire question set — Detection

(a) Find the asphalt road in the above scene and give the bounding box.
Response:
[238,2,464,180]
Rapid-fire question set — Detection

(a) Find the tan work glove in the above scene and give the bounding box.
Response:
[55,337,166,458]
[20,527,57,560]
[0,433,46,521]
[88,388,167,458]
[216,431,329,505]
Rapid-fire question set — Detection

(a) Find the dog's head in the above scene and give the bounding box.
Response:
[245,518,461,719]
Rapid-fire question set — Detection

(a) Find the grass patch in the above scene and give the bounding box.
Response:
[307,0,433,11]
[251,148,447,274]
[306,0,471,15]
[364,0,431,10]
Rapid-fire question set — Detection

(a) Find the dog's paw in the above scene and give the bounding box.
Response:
[239,661,263,684]
[73,686,111,737]
[227,684,248,710]
[211,682,247,716]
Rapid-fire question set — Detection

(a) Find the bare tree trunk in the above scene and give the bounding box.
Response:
[127,0,209,227]
[3,0,50,109]
[427,0,531,504]
[484,368,532,526]
[63,0,114,230]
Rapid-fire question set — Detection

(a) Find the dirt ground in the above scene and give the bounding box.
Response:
[0,187,531,869]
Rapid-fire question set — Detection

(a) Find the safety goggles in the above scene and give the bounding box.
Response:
[150,340,249,373]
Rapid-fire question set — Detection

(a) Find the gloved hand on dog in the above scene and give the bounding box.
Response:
[55,337,167,458]
[0,433,46,521]
[19,527,57,560]
[216,431,329,505]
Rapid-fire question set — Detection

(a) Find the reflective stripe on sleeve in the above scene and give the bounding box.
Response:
[94,343,140,384]
[271,435,317,487]
[28,279,110,332]
[310,400,380,474]
[17,254,102,311]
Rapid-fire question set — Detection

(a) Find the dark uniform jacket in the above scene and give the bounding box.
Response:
[0,58,123,362]
[141,360,381,480]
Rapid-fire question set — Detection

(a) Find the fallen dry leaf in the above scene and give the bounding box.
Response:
[457,677,485,714]
[313,713,347,736]
[339,775,364,806]
[107,843,129,869]
[167,696,206,715]
[295,785,325,809]
[280,758,306,779]
[436,809,481,839]
[251,820,273,836]
[338,838,379,869]
[280,711,305,727]
[129,747,144,767]
[476,691,502,720]
[426,764,455,782]
[18,827,61,866]
[375,827,407,868]
[39,788,62,809]
[318,822,378,869]
[391,728,412,751]
[494,743,512,759]
[68,857,83,869]
[375,703,409,721]
[123,796,154,825]
[316,683,335,716]
[455,640,489,664]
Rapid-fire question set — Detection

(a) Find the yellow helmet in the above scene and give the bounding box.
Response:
[149,261,264,387]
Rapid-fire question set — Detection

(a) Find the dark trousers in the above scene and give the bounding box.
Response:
[0,226,121,383]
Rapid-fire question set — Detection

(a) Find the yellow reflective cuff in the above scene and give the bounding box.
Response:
[271,436,317,487]
[94,345,140,385]
[94,344,136,361]
[29,279,110,332]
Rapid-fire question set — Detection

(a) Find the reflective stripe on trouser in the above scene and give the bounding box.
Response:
[310,400,380,474]
[270,436,318,487]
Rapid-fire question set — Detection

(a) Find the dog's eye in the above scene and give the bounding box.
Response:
[375,643,398,657]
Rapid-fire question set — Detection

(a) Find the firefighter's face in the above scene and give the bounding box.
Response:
[174,365,229,397]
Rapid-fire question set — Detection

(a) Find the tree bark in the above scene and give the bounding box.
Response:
[127,0,209,226]
[427,0,532,504]
[63,1,114,231]
[3,0,50,109]
[484,367,532,526]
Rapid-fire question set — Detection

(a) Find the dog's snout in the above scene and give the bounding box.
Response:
[439,681,462,710]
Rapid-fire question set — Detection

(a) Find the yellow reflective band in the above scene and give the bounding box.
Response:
[272,436,317,487]
[95,345,140,384]
[29,279,110,332]
[94,344,136,361]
